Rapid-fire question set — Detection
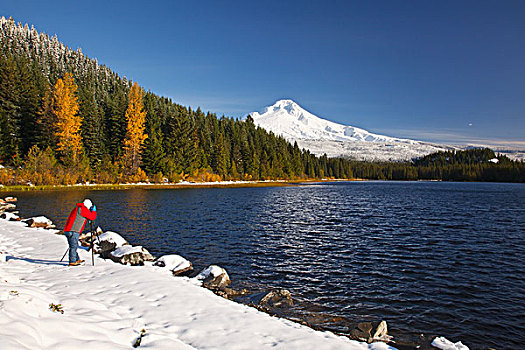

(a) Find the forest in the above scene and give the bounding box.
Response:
[1,17,524,186]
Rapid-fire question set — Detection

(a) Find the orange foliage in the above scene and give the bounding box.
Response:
[123,82,148,173]
[186,168,223,182]
[54,73,82,163]
[126,167,149,183]
[0,168,14,186]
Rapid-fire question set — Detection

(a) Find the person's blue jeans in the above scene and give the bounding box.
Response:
[64,231,80,263]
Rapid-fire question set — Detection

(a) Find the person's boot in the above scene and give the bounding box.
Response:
[69,259,84,266]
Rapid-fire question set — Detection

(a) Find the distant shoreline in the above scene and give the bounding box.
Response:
[0,179,361,192]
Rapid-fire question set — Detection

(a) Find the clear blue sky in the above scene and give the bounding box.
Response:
[3,0,524,147]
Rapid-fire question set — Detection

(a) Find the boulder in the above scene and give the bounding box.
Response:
[0,203,16,213]
[153,255,193,276]
[79,232,90,246]
[372,320,388,340]
[203,273,231,290]
[1,212,20,221]
[259,289,293,308]
[193,265,249,299]
[196,265,231,290]
[215,287,248,299]
[110,245,155,266]
[23,216,55,229]
[431,336,469,350]
[79,227,104,247]
[96,231,128,258]
[247,289,293,309]
[351,322,372,341]
[350,320,389,343]
[386,334,436,350]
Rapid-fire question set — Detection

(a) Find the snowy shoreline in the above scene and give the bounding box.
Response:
[0,217,395,349]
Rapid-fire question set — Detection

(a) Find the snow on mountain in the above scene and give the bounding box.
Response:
[250,100,448,162]
[251,99,414,144]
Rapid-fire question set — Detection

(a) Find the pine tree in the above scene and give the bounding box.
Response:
[80,85,105,167]
[104,86,128,161]
[168,111,197,174]
[16,56,43,155]
[142,93,166,175]
[142,122,166,175]
[54,72,82,164]
[291,141,303,176]
[37,87,57,150]
[0,54,20,163]
[122,82,147,173]
[213,132,227,177]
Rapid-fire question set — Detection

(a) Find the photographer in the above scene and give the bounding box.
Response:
[63,198,97,266]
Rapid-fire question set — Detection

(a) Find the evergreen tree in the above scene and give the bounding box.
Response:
[167,110,197,174]
[104,86,128,160]
[16,55,43,155]
[142,120,166,176]
[213,132,227,177]
[80,85,105,167]
[37,87,57,150]
[0,54,20,163]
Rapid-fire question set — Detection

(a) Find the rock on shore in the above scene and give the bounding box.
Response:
[153,255,193,276]
[110,245,155,266]
[22,216,55,229]
[350,321,389,343]
[196,265,231,289]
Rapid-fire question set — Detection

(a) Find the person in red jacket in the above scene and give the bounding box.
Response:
[64,198,97,266]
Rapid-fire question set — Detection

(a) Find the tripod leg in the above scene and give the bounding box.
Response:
[90,221,95,266]
[60,248,69,262]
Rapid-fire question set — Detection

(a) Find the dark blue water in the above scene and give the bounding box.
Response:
[9,182,525,349]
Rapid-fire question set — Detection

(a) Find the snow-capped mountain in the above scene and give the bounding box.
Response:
[251,99,419,144]
[250,100,448,162]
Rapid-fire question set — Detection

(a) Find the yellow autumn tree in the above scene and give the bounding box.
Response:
[122,82,148,173]
[53,73,82,164]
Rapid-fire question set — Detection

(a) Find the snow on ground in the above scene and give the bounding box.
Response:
[0,219,395,350]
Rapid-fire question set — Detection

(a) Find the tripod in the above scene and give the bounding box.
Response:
[60,220,100,265]
[89,221,101,265]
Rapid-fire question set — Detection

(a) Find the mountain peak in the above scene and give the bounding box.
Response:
[273,99,296,106]
[268,99,302,115]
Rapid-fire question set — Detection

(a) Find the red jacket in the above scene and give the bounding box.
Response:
[64,203,97,233]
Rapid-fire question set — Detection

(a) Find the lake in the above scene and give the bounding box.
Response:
[9,181,525,349]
